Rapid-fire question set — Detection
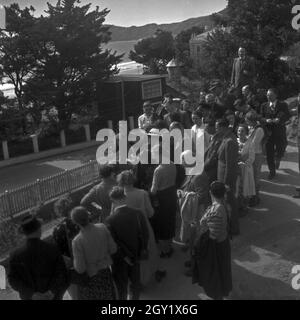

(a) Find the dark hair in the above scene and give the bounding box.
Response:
[210,181,226,199]
[71,206,89,227]
[216,118,229,128]
[164,93,173,101]
[153,119,168,130]
[200,103,211,110]
[109,186,126,201]
[99,164,116,179]
[20,215,42,235]
[192,108,203,118]
[238,123,249,134]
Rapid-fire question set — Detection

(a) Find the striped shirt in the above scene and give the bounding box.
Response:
[200,202,228,242]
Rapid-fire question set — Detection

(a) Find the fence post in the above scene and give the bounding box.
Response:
[65,168,71,191]
[107,120,113,130]
[36,179,42,205]
[30,134,39,153]
[60,130,66,147]
[84,124,91,142]
[2,140,9,160]
[5,190,13,217]
[128,116,135,130]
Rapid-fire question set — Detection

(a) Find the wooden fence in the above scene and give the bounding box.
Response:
[0,160,99,220]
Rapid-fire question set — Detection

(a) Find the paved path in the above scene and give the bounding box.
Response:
[0,146,98,193]
[1,144,300,300]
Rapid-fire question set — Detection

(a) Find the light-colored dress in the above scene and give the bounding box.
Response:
[123,187,159,285]
[237,138,256,197]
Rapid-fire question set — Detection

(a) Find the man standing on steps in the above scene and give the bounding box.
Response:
[260,88,290,180]
[231,47,256,97]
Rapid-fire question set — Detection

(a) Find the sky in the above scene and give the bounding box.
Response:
[0,0,227,27]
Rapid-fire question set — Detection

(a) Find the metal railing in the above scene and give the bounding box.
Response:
[0,160,99,220]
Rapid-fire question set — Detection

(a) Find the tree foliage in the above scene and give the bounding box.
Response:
[0,0,121,140]
[129,29,175,74]
[200,0,300,92]
[0,4,38,111]
[23,0,122,129]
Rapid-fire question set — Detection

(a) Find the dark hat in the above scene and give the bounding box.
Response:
[20,214,41,235]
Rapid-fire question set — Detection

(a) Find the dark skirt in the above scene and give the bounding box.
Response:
[150,185,178,241]
[78,268,116,300]
[192,231,232,299]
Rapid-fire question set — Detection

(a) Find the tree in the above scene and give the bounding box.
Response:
[227,0,300,90]
[0,4,39,132]
[23,0,122,129]
[129,29,175,74]
[198,27,237,84]
[200,0,300,93]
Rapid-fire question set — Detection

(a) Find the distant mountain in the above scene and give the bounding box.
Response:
[107,9,227,41]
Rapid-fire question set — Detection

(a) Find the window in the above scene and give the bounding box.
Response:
[142,79,162,100]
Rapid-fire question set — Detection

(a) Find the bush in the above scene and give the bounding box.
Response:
[0,220,24,257]
[7,137,33,158]
[39,132,61,151]
[65,127,86,145]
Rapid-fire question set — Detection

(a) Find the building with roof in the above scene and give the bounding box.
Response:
[96,74,167,126]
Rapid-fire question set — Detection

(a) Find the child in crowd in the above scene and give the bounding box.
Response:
[138,101,155,130]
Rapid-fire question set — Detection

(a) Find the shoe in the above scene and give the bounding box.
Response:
[268,172,276,180]
[184,260,192,268]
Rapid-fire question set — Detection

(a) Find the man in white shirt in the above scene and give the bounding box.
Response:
[138,101,154,130]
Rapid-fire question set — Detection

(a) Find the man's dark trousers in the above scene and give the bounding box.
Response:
[266,132,287,174]
[112,256,141,300]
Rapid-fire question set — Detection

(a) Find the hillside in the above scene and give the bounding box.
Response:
[107,9,226,41]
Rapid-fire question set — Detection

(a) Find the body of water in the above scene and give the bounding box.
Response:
[103,40,138,62]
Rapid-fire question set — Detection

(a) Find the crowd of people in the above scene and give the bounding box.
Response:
[6,47,293,301]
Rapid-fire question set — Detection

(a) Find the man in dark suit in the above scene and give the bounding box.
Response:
[8,215,69,300]
[106,187,149,300]
[231,47,256,96]
[260,88,290,179]
[216,118,239,235]
[204,125,225,185]
[200,94,225,135]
